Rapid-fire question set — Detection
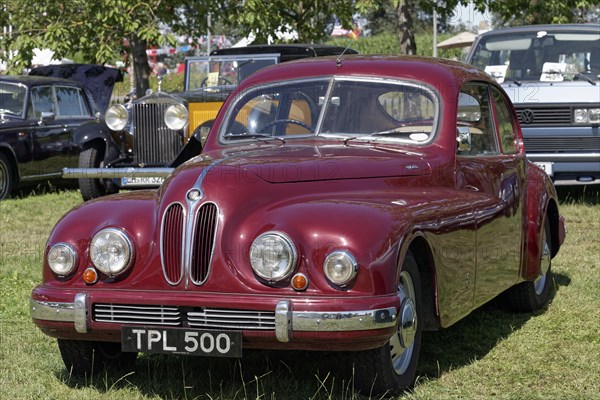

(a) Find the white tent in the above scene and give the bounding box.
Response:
[437,31,477,49]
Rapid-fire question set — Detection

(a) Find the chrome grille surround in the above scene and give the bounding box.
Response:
[161,202,185,285]
[92,303,276,330]
[161,201,219,286]
[131,101,185,165]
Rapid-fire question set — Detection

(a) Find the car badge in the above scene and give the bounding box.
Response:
[187,188,203,201]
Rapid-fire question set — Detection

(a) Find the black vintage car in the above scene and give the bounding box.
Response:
[64,44,358,200]
[0,65,120,200]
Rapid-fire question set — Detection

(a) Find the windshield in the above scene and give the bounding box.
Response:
[0,82,27,118]
[185,54,280,91]
[470,30,600,83]
[219,77,439,145]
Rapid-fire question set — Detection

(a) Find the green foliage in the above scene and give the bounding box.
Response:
[487,0,599,25]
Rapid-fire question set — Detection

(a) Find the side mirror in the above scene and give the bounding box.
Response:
[39,111,55,125]
[457,126,472,152]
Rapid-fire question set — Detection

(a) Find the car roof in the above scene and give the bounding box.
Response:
[0,74,83,87]
[476,23,600,38]
[239,55,493,91]
[210,44,358,62]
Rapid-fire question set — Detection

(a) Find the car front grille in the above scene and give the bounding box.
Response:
[93,303,275,330]
[132,103,185,165]
[523,136,600,152]
[161,202,218,286]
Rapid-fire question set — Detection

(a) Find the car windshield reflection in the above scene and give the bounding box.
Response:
[220,77,439,145]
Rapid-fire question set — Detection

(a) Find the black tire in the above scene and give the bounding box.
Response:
[505,216,553,312]
[57,339,137,377]
[353,251,423,396]
[0,152,15,200]
[78,144,117,201]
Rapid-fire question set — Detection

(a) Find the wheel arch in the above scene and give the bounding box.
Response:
[545,198,560,258]
[400,234,440,331]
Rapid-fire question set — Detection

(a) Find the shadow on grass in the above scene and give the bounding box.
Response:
[417,271,570,381]
[54,273,571,399]
[7,180,79,200]
[556,185,600,205]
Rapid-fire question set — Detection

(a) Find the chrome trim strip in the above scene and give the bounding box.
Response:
[527,153,600,162]
[275,300,292,342]
[30,293,88,333]
[160,202,186,286]
[62,167,174,179]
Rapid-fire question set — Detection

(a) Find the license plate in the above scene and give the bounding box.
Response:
[121,176,165,187]
[534,162,553,177]
[121,327,242,357]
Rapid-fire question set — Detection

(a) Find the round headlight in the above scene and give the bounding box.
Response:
[47,243,78,276]
[250,232,297,282]
[90,228,134,276]
[105,104,128,131]
[324,251,358,287]
[164,104,188,130]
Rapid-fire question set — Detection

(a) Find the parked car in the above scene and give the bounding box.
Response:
[30,55,565,395]
[65,44,358,200]
[466,24,600,185]
[0,64,120,200]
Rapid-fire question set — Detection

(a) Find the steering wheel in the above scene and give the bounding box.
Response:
[259,119,314,134]
[201,76,233,87]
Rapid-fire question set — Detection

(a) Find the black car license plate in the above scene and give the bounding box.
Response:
[121,327,242,358]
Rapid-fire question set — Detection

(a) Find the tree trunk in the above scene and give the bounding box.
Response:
[396,0,416,55]
[128,35,150,98]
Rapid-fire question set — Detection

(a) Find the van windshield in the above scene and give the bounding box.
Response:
[470,30,600,83]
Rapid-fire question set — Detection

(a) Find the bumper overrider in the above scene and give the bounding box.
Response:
[30,290,400,350]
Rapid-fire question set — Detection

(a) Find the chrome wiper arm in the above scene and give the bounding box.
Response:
[223,133,286,144]
[573,72,597,86]
[370,129,428,137]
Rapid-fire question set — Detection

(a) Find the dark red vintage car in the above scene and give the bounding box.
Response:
[30,55,566,394]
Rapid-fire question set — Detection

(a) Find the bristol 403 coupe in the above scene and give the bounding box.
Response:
[31,55,565,395]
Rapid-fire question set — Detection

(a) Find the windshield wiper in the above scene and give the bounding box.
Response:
[370,129,428,137]
[573,72,597,86]
[223,133,286,144]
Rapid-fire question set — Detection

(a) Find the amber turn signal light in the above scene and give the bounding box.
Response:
[291,273,308,291]
[82,267,99,284]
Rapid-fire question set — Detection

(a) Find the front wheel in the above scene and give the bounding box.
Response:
[57,339,137,377]
[0,153,15,200]
[353,251,423,395]
[78,144,118,201]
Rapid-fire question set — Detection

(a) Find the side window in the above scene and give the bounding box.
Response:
[55,86,90,117]
[457,83,499,156]
[491,87,519,154]
[30,86,55,118]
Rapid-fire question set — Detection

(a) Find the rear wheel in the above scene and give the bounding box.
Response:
[57,339,137,377]
[505,216,553,312]
[0,152,15,200]
[78,144,117,201]
[353,251,422,395]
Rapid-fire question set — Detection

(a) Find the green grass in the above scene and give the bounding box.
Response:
[1,186,599,399]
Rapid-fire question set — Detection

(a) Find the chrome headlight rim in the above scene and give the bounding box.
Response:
[164,103,189,130]
[249,231,298,283]
[47,242,78,277]
[105,104,129,131]
[90,227,135,277]
[323,250,358,287]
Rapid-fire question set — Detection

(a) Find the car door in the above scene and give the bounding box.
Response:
[455,82,525,308]
[20,85,87,180]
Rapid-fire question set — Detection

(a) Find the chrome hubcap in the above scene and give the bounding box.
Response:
[534,228,551,295]
[389,270,417,375]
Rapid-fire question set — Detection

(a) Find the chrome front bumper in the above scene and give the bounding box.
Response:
[31,295,398,342]
[62,167,174,179]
